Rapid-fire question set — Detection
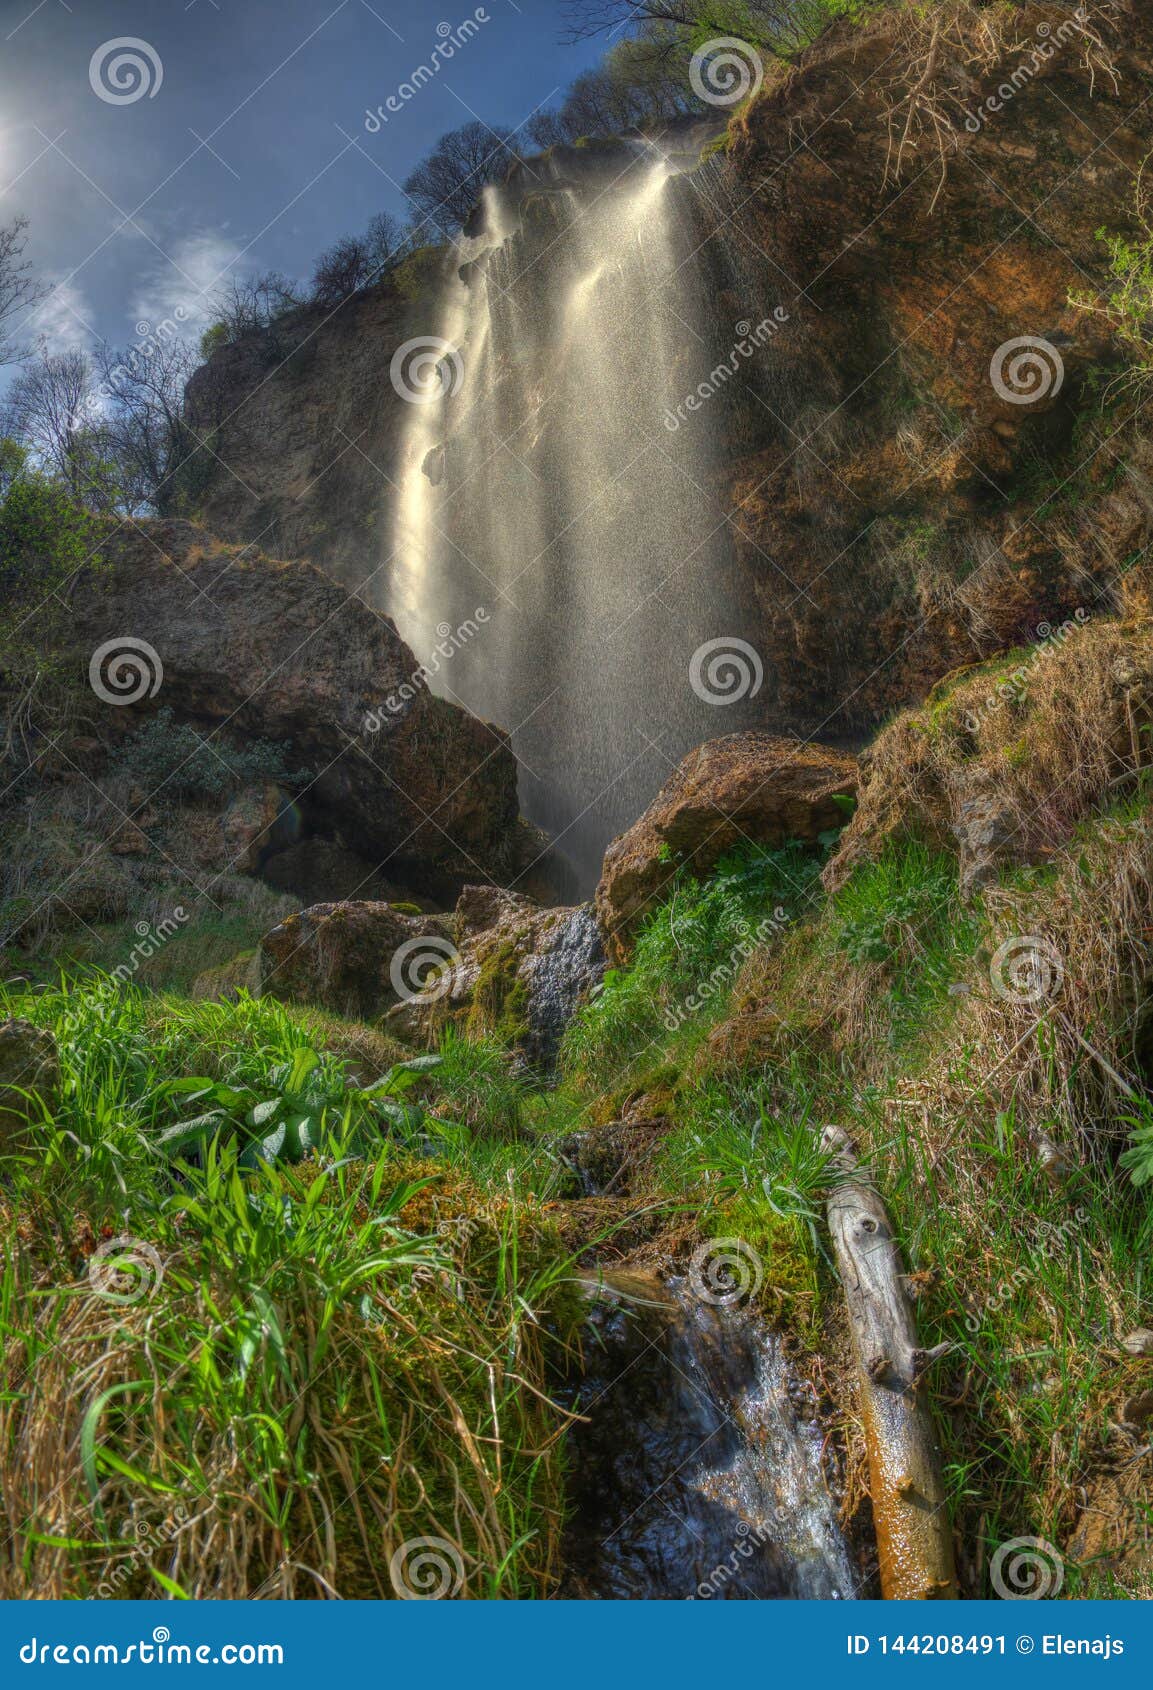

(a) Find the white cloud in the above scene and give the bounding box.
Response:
[30,277,96,353]
[130,230,244,338]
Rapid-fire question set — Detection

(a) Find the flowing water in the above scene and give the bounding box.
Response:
[561,1272,856,1600]
[387,138,766,893]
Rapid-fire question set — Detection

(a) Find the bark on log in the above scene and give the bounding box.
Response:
[823,1126,958,1600]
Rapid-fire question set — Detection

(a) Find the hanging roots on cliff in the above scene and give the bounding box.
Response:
[873,1,1124,210]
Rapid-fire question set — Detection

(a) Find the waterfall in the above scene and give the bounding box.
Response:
[388,138,765,893]
[561,1272,857,1599]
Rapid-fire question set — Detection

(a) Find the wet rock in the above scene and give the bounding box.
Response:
[386,884,604,1066]
[0,1020,59,1151]
[259,900,455,1021]
[561,1272,854,1599]
[596,733,856,964]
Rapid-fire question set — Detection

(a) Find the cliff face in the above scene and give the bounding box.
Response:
[186,3,1153,734]
[714,0,1153,726]
[185,284,412,585]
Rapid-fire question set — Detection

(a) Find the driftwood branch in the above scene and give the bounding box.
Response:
[823,1126,957,1600]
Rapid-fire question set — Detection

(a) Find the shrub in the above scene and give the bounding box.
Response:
[113,707,309,803]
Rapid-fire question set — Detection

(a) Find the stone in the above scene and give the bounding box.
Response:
[0,1020,59,1152]
[73,521,519,884]
[595,733,857,964]
[259,901,455,1021]
[387,884,605,1067]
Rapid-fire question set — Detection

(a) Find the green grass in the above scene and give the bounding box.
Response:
[0,977,581,1600]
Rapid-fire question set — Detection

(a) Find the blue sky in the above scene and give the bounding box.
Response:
[0,0,604,355]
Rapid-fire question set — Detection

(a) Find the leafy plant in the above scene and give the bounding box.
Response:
[1119,1096,1153,1187]
[155,1048,442,1167]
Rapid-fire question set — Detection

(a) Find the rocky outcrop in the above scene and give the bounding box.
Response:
[185,284,411,584]
[713,3,1152,726]
[0,1020,59,1150]
[387,883,605,1066]
[73,521,519,888]
[823,615,1153,896]
[259,901,455,1021]
[596,733,857,963]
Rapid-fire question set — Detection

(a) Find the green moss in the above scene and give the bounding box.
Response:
[465,937,530,1047]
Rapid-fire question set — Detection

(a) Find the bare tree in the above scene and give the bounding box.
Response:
[403,121,518,234]
[98,337,224,517]
[0,216,46,366]
[1,350,100,499]
[309,235,375,305]
[365,210,407,278]
[563,0,835,55]
[213,271,302,339]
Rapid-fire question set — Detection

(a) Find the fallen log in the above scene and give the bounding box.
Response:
[822,1126,958,1600]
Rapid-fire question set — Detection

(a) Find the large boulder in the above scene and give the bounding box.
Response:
[0,1020,59,1151]
[387,884,605,1067]
[595,733,857,964]
[259,901,455,1021]
[73,521,519,884]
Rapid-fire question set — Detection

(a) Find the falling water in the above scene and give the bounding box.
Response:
[561,1273,857,1599]
[388,138,764,892]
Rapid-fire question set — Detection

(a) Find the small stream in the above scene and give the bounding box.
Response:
[561,1271,856,1600]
